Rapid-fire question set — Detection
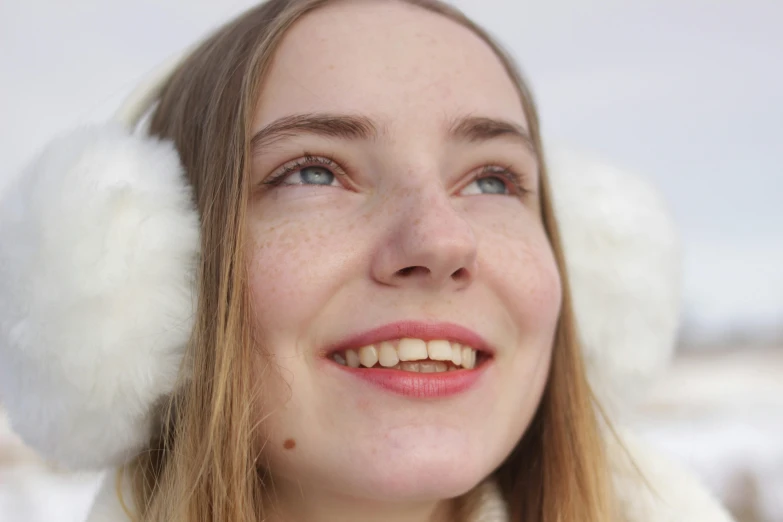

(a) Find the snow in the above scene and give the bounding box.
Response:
[632,348,783,522]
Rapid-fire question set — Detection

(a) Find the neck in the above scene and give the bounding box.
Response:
[263,480,459,522]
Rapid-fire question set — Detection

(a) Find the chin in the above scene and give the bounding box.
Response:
[337,443,496,502]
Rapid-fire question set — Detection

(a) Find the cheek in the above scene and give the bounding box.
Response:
[482,223,563,341]
[505,236,560,399]
[246,213,351,336]
[464,198,562,339]
[479,221,561,435]
[518,243,562,335]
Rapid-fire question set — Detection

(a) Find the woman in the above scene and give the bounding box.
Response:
[0,0,734,521]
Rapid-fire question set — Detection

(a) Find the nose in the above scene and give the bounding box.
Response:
[371,186,478,291]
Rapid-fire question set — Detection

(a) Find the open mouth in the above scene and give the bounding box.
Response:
[329,338,486,372]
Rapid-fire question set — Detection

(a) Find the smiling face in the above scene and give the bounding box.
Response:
[246,0,562,510]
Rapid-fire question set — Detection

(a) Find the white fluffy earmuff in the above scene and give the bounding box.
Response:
[548,149,681,414]
[0,54,681,470]
[0,55,201,470]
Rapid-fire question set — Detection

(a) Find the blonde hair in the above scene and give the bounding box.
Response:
[127,0,619,520]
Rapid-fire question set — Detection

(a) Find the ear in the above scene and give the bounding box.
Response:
[0,124,200,470]
[547,147,682,414]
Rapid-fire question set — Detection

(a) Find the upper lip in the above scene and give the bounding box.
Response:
[322,320,496,357]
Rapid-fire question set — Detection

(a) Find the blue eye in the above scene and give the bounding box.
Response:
[460,173,511,196]
[264,156,342,188]
[459,165,529,197]
[474,176,507,195]
[298,166,335,185]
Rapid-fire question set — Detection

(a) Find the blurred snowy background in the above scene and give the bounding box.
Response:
[0,0,781,520]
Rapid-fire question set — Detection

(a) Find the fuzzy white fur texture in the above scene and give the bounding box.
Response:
[608,427,735,522]
[547,148,681,415]
[0,124,200,470]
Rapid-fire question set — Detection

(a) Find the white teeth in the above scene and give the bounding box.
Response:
[418,361,449,373]
[462,346,476,369]
[332,339,480,371]
[378,341,399,367]
[399,361,420,372]
[358,345,378,367]
[461,346,470,368]
[398,338,428,361]
[346,349,360,368]
[451,343,462,366]
[419,361,436,373]
[427,340,452,361]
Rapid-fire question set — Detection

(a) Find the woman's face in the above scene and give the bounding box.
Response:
[247,0,561,507]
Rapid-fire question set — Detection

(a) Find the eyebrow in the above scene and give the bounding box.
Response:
[448,115,535,153]
[250,113,379,154]
[250,112,534,155]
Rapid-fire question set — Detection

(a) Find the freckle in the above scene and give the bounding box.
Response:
[283,438,296,450]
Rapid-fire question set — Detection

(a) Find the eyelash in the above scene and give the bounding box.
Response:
[470,164,531,196]
[262,154,531,196]
[262,154,346,187]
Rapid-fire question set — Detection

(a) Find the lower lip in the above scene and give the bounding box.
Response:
[331,362,489,398]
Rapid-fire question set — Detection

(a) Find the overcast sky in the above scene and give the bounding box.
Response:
[1,0,780,339]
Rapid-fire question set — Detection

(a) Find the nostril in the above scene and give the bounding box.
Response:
[394,265,470,283]
[451,267,470,281]
[396,266,427,277]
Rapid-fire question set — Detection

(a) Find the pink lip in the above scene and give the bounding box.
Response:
[332,364,489,398]
[323,321,495,356]
[322,321,494,398]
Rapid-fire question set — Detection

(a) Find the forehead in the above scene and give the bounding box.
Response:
[255,0,526,131]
